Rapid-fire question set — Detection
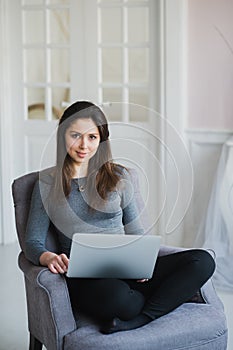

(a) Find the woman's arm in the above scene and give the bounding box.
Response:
[25,180,69,273]
[25,180,50,264]
[120,169,145,235]
[121,169,151,282]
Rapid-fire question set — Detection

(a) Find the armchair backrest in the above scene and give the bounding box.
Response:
[12,171,59,254]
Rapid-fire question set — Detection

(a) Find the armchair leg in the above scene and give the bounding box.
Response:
[29,333,43,350]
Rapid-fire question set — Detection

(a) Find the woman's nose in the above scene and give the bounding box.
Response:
[79,136,88,149]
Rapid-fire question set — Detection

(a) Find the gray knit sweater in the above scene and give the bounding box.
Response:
[25,168,144,265]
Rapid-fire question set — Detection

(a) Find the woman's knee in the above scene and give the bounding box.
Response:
[189,249,216,280]
[99,279,145,320]
[103,279,144,305]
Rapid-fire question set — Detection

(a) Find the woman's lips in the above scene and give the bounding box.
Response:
[76,152,87,158]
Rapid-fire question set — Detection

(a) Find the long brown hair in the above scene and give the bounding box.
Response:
[53,101,124,203]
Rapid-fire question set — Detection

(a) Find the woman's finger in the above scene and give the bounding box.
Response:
[137,279,149,283]
[56,264,66,273]
[48,263,59,274]
[48,256,66,274]
[60,254,69,269]
[55,257,67,273]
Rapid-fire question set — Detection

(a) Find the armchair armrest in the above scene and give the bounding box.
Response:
[18,252,77,350]
[18,251,48,282]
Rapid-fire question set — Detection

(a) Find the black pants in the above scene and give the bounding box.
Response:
[66,249,215,322]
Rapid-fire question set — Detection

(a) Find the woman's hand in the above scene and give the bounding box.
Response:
[137,279,149,283]
[39,252,69,274]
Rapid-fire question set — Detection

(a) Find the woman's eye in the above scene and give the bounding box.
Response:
[71,133,80,139]
[89,135,97,140]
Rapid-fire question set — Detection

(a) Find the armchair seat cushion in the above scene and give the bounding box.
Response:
[64,303,227,350]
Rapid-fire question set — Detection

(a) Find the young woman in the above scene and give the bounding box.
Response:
[25,101,215,334]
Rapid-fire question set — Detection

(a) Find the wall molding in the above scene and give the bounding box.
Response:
[185,129,233,145]
[183,128,233,247]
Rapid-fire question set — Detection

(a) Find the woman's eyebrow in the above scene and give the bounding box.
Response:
[69,130,81,133]
[69,130,99,135]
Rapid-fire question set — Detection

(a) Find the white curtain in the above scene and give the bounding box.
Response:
[195,136,233,292]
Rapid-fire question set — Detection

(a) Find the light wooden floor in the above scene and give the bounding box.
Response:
[0,242,232,350]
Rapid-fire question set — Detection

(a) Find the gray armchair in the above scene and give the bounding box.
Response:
[12,171,228,350]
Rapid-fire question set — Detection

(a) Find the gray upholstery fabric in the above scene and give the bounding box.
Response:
[12,171,228,350]
[18,252,76,350]
[64,305,227,350]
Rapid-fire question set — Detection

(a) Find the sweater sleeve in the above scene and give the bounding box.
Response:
[120,169,145,235]
[25,179,51,265]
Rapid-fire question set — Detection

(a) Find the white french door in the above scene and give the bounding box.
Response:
[19,0,159,166]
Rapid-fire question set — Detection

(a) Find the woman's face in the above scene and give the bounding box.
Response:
[65,118,100,166]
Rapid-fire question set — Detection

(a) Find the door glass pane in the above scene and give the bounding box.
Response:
[102,88,122,104]
[48,0,70,4]
[127,0,148,2]
[128,48,148,83]
[128,7,149,43]
[27,88,46,120]
[23,10,44,45]
[102,48,122,83]
[129,88,149,122]
[101,103,122,122]
[52,88,70,119]
[51,49,70,83]
[49,9,70,44]
[98,0,121,2]
[100,7,122,43]
[25,49,45,82]
[22,0,43,5]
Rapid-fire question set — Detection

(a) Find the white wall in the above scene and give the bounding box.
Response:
[184,131,232,247]
[0,0,22,244]
[184,0,233,247]
[187,0,233,130]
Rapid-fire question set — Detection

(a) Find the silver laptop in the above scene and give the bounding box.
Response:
[67,233,161,279]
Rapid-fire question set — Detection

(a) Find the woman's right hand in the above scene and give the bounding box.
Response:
[39,252,69,274]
